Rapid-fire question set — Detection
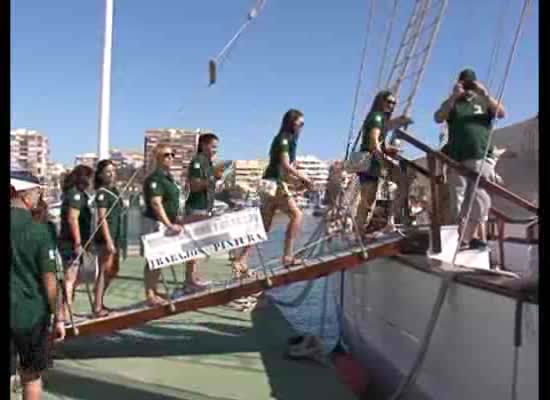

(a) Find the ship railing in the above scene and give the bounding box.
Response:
[390,128,538,267]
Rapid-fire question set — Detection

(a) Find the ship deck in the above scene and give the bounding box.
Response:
[42,255,359,400]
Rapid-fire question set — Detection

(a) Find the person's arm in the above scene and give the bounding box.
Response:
[434,98,456,124]
[67,207,81,250]
[280,154,313,189]
[96,191,116,251]
[150,196,175,227]
[435,82,464,123]
[366,127,385,158]
[385,115,413,132]
[98,208,115,248]
[189,160,209,192]
[473,81,506,119]
[38,230,65,341]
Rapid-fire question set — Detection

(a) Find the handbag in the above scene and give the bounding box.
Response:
[343,151,373,173]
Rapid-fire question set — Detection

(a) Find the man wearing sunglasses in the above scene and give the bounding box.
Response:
[434,68,506,250]
[142,144,183,306]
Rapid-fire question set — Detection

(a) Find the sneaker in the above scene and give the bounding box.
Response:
[469,239,488,250]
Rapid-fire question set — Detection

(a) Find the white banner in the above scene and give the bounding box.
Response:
[142,208,267,270]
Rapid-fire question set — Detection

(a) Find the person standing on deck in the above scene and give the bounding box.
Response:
[11,178,65,400]
[93,160,124,317]
[232,109,314,272]
[355,90,411,236]
[434,68,505,250]
[141,144,184,306]
[58,165,94,317]
[182,133,223,292]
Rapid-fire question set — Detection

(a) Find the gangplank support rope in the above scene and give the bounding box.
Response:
[345,0,376,160]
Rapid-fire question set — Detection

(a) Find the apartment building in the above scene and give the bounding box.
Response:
[10,129,50,178]
[144,128,208,184]
[74,149,144,169]
[228,159,268,193]
[295,155,329,189]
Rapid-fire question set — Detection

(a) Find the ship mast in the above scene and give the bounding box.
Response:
[98,0,114,161]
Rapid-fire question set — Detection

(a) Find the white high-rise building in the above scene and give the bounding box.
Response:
[296,155,329,189]
[229,159,268,193]
[10,129,50,178]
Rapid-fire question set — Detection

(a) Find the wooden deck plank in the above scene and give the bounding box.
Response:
[67,235,404,338]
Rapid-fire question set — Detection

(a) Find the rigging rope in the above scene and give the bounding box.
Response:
[451,0,532,268]
[375,0,400,92]
[386,2,533,397]
[344,0,376,160]
[486,0,513,92]
[209,0,267,85]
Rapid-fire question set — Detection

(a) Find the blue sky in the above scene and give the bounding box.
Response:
[11,0,538,165]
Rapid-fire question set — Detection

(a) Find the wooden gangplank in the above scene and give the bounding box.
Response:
[66,234,404,338]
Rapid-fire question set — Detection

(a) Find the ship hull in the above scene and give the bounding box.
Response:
[339,244,538,399]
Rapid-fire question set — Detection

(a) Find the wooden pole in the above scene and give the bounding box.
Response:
[428,154,441,253]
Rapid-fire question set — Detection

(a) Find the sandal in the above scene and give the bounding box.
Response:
[232,261,256,278]
[92,308,110,318]
[282,256,304,268]
[145,296,166,307]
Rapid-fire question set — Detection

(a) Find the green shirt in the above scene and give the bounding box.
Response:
[143,168,181,223]
[10,208,57,332]
[359,111,386,177]
[446,94,494,162]
[360,111,386,152]
[185,153,216,212]
[59,187,92,248]
[263,132,298,181]
[94,186,123,247]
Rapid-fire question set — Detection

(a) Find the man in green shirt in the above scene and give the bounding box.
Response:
[232,109,314,273]
[182,133,223,292]
[11,178,65,400]
[434,68,506,249]
[141,144,184,306]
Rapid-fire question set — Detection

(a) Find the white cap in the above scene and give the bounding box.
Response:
[11,178,41,192]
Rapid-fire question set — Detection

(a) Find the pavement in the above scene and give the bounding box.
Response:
[40,256,358,400]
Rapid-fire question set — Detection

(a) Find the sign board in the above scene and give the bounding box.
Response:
[142,208,267,270]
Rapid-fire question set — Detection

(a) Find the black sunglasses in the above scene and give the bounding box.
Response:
[386,98,397,105]
[163,152,176,158]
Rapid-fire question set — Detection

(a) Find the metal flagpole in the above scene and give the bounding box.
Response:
[98,0,114,160]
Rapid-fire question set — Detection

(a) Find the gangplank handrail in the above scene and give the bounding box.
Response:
[395,128,538,215]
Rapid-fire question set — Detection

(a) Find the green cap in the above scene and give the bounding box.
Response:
[458,68,477,82]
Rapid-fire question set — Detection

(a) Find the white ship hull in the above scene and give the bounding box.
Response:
[338,237,538,399]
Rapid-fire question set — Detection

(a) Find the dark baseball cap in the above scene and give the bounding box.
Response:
[458,68,477,82]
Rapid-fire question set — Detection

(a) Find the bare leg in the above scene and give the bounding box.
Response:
[185,260,196,283]
[21,372,42,400]
[282,196,303,264]
[144,264,164,305]
[355,181,379,234]
[94,251,113,315]
[103,253,119,295]
[63,265,79,319]
[234,198,277,268]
